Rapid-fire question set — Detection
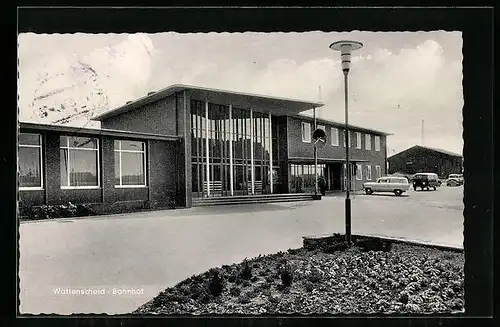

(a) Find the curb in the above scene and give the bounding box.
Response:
[303,232,463,252]
[18,207,192,224]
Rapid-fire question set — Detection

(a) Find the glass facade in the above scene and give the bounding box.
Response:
[289,163,326,193]
[190,100,274,197]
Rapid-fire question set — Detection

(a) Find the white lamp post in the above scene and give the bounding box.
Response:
[330,40,363,245]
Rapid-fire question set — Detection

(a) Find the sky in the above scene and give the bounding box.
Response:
[17,31,463,155]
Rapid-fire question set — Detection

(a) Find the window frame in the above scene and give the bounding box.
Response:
[301,122,312,143]
[355,132,362,149]
[365,134,372,150]
[343,130,352,148]
[375,135,381,151]
[356,163,363,180]
[331,127,339,146]
[114,140,148,188]
[60,135,101,190]
[366,164,372,180]
[19,133,44,191]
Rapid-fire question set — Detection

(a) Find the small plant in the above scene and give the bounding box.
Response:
[308,267,323,283]
[303,280,315,292]
[238,292,252,304]
[239,258,252,280]
[357,238,393,252]
[229,286,241,297]
[277,259,293,287]
[265,275,275,283]
[76,203,94,216]
[207,268,225,297]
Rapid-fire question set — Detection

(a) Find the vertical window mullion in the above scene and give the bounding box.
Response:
[97,138,101,187]
[119,141,123,186]
[66,137,71,187]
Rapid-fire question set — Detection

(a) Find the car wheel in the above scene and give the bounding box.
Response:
[394,189,402,196]
[365,188,373,195]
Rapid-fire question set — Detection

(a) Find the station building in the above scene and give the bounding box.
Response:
[18,84,390,216]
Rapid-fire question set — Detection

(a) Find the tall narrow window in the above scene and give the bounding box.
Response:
[375,135,381,151]
[331,127,339,146]
[19,133,43,189]
[356,163,363,180]
[365,134,372,150]
[301,122,311,143]
[356,132,362,149]
[375,165,381,178]
[366,164,372,180]
[343,130,352,147]
[114,140,147,187]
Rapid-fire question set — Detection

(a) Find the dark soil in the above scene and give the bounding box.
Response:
[133,242,464,315]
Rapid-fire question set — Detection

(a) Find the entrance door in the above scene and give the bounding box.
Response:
[327,163,342,191]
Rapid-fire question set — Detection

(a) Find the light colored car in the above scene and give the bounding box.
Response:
[363,176,411,196]
[447,174,464,186]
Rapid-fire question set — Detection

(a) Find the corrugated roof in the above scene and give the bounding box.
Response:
[388,145,462,159]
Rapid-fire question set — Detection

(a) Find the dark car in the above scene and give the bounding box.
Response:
[412,173,440,191]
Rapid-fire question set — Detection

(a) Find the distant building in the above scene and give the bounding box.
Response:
[387,145,463,178]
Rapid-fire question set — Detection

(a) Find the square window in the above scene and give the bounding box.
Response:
[60,135,99,188]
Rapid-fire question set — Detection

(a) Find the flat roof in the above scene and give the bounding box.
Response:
[295,114,392,136]
[19,122,181,142]
[91,84,325,121]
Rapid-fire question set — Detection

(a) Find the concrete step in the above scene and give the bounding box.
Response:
[192,193,320,207]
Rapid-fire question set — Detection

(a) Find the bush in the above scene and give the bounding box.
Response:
[238,292,252,304]
[229,286,241,297]
[28,202,95,220]
[356,238,393,252]
[207,268,225,297]
[307,268,323,283]
[278,260,293,287]
[239,258,253,280]
[303,280,315,292]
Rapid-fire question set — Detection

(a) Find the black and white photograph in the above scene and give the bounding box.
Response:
[14,7,493,319]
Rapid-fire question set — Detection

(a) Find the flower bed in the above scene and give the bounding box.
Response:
[133,237,464,315]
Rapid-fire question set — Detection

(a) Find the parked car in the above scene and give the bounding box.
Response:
[412,173,440,191]
[447,174,464,186]
[363,176,410,196]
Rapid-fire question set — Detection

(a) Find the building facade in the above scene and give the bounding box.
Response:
[18,84,389,216]
[387,145,463,179]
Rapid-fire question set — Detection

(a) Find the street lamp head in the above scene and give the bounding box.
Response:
[329,40,363,73]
